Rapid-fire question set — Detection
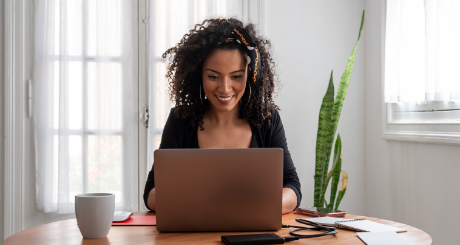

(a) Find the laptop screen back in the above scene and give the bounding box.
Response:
[154,148,283,232]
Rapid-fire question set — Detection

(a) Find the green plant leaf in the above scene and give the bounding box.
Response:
[314,71,334,207]
[328,135,342,209]
[334,170,348,210]
[330,10,365,142]
[320,134,341,205]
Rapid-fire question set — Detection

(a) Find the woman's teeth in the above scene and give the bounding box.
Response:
[216,95,233,101]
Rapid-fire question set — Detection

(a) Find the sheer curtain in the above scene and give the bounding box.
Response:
[34,0,134,213]
[146,0,244,174]
[385,0,460,103]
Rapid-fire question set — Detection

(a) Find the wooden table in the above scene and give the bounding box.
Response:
[3,212,432,244]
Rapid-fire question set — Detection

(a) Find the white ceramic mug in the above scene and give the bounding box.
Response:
[75,193,115,239]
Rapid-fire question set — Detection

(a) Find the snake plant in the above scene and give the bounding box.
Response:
[313,10,364,209]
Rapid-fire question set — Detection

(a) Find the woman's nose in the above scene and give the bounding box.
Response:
[218,77,232,94]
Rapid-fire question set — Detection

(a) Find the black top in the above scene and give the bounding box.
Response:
[143,108,302,210]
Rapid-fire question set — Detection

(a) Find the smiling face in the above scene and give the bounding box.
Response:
[202,49,248,113]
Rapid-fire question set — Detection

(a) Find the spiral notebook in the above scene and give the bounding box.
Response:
[304,217,353,226]
[335,219,406,233]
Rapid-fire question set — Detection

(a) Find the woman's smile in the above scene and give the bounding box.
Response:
[215,94,234,104]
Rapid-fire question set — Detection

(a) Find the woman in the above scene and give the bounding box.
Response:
[143,18,301,214]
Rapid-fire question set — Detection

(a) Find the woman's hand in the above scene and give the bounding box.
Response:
[282,188,297,214]
[147,188,156,211]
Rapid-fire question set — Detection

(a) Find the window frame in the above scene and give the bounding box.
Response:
[382,0,460,145]
[4,0,30,238]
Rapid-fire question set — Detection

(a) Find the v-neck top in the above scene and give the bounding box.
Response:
[143,108,302,210]
[193,123,257,149]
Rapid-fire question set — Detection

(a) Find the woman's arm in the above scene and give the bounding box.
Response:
[269,109,302,211]
[282,187,298,214]
[143,108,182,211]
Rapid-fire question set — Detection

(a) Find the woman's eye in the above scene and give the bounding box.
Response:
[208,75,218,79]
[232,76,242,79]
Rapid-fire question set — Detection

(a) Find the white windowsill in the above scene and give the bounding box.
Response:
[382,102,460,145]
[382,130,460,145]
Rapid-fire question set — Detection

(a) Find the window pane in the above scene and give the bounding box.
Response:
[154,0,191,57]
[154,0,167,57]
[87,135,122,203]
[54,62,60,129]
[87,0,122,56]
[69,135,83,202]
[67,0,83,55]
[222,0,243,19]
[53,135,83,204]
[54,0,60,55]
[167,0,190,54]
[87,62,122,130]
[389,101,460,123]
[53,136,58,204]
[53,61,83,130]
[155,62,172,129]
[155,134,162,149]
[69,62,83,130]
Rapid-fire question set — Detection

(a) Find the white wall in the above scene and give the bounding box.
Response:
[266,0,366,214]
[1,0,5,242]
[364,0,460,244]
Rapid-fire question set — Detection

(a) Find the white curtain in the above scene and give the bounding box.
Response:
[385,0,460,103]
[146,0,244,174]
[34,0,134,213]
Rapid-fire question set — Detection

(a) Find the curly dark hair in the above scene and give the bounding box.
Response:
[162,18,279,129]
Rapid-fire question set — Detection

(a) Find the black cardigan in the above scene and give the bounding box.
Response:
[143,108,302,210]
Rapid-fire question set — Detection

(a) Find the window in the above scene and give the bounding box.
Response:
[383,0,460,144]
[34,0,137,213]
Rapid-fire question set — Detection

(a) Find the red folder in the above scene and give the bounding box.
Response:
[112,215,156,226]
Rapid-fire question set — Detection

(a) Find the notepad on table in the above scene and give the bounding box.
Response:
[112,215,156,226]
[335,219,406,232]
[357,232,413,245]
[303,217,353,226]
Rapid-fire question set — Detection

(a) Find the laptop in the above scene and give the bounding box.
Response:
[154,148,283,232]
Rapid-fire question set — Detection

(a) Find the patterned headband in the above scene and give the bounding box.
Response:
[225,27,262,88]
